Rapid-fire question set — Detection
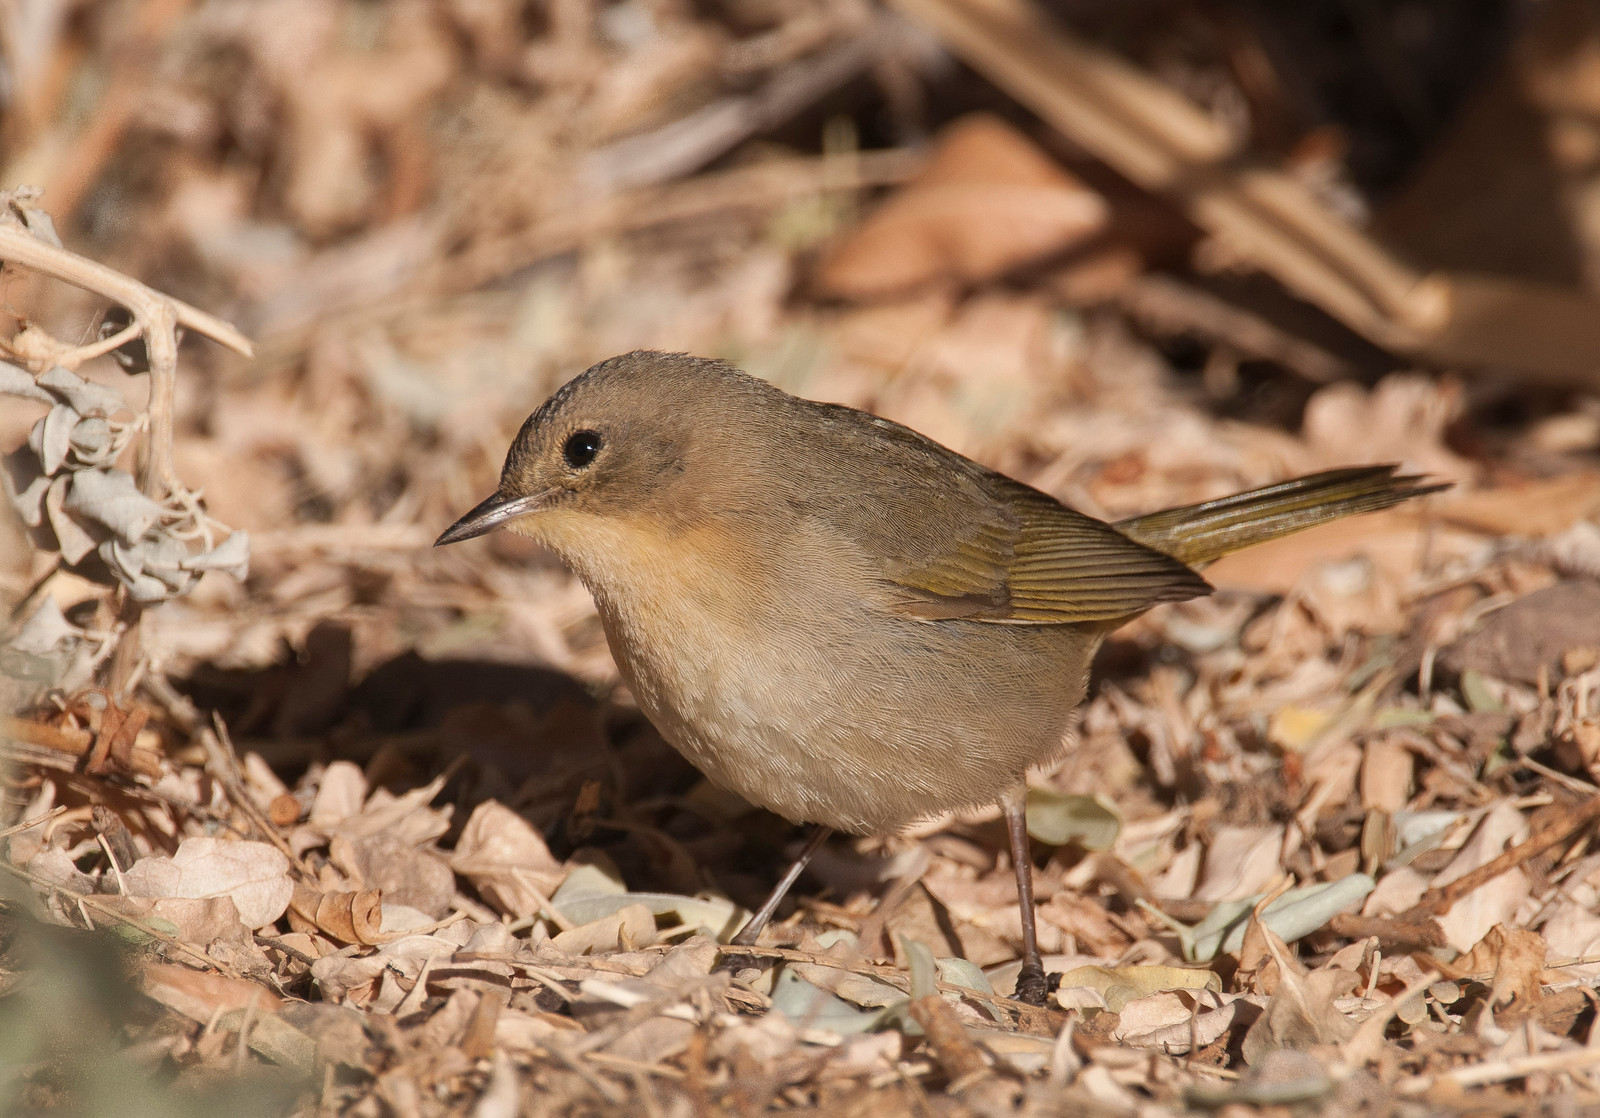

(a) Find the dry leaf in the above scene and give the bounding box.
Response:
[451,800,567,919]
[1194,826,1285,903]
[287,883,386,944]
[1240,966,1359,1065]
[123,837,293,928]
[1438,581,1600,686]
[1360,738,1414,812]
[1430,801,1531,953]
[816,113,1107,297]
[1114,989,1253,1053]
[1440,472,1600,537]
[1054,964,1220,1013]
[141,961,284,1022]
[309,760,369,828]
[552,903,659,954]
[331,833,454,919]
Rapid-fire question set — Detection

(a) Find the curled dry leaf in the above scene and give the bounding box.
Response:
[122,836,293,929]
[330,833,455,919]
[1439,923,1550,1024]
[550,902,658,955]
[287,883,386,945]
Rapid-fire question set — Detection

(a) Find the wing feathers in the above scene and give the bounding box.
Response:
[883,480,1211,625]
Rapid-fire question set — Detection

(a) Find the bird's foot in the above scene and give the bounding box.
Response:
[1013,961,1049,1007]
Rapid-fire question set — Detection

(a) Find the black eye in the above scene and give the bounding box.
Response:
[562,429,603,469]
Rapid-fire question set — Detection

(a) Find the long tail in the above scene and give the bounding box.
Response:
[1113,465,1449,568]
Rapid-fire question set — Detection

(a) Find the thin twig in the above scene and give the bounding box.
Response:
[0,222,254,358]
[1398,1045,1600,1093]
[0,806,67,840]
[1400,796,1600,920]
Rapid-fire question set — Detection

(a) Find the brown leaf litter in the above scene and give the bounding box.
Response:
[6,1,1600,1114]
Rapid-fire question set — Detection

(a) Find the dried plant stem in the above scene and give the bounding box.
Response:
[1399,1045,1600,1094]
[0,222,252,493]
[0,214,253,695]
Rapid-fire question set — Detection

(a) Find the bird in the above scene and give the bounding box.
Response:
[436,350,1445,1005]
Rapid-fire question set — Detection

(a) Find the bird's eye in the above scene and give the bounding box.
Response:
[562,429,603,469]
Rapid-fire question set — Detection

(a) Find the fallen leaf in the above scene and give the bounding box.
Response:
[123,837,293,928]
[141,961,283,1022]
[1025,789,1121,849]
[1055,964,1220,1013]
[448,800,566,919]
[287,883,385,944]
[1114,989,1253,1053]
[1360,737,1414,812]
[1240,965,1358,1065]
[1194,826,1284,903]
[1439,472,1600,537]
[1430,801,1531,952]
[816,113,1107,297]
[1438,581,1600,685]
[550,902,658,954]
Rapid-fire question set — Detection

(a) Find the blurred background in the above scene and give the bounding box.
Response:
[4,0,1600,1109]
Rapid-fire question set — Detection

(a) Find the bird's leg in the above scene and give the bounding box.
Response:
[1002,787,1049,1006]
[730,824,831,947]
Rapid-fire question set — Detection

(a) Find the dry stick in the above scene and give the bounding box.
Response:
[1328,912,1447,949]
[1399,796,1600,922]
[0,224,253,357]
[0,806,67,839]
[199,720,315,881]
[884,0,1417,335]
[0,713,162,776]
[1399,1045,1600,1094]
[1115,274,1351,383]
[580,27,891,192]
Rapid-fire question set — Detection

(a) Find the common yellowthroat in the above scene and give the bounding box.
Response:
[438,351,1444,1004]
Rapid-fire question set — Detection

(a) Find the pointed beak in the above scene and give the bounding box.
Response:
[435,488,558,546]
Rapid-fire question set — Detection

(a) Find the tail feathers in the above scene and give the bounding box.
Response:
[1113,465,1449,569]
